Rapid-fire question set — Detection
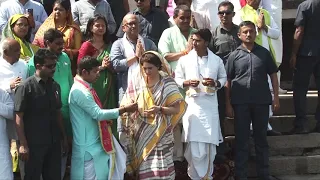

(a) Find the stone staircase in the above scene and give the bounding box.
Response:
[224,91,320,179]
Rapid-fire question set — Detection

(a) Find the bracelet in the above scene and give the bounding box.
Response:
[182,50,188,55]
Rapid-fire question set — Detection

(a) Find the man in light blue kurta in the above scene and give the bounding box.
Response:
[69,56,138,179]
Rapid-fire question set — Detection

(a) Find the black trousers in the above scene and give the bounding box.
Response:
[216,87,226,157]
[233,104,269,180]
[24,141,61,180]
[293,56,320,128]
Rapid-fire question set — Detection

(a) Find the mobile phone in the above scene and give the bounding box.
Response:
[26,8,33,16]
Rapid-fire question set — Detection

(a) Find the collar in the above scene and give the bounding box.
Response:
[133,7,154,16]
[15,0,29,5]
[0,56,20,66]
[75,75,92,88]
[34,74,53,84]
[219,24,238,32]
[173,25,194,35]
[86,0,101,6]
[237,43,258,52]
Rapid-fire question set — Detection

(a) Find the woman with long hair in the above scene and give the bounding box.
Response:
[120,51,187,179]
[77,14,118,136]
[33,0,81,75]
[2,14,39,61]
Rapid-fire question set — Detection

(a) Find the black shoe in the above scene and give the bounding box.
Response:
[267,129,282,136]
[289,127,309,134]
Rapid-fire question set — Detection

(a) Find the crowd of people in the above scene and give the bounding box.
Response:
[0,0,319,180]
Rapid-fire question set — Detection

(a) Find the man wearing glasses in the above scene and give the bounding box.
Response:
[111,14,157,105]
[210,1,241,164]
[14,48,68,180]
[27,29,73,179]
[117,0,169,45]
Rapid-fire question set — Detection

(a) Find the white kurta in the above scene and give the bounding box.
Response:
[175,49,226,145]
[0,88,14,180]
[0,58,27,140]
[175,49,226,179]
[191,0,224,28]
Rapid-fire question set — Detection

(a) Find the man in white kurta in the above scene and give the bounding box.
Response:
[0,38,27,176]
[175,29,227,179]
[0,88,14,180]
[0,39,27,139]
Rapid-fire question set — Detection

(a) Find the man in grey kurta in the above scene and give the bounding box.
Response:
[71,0,117,34]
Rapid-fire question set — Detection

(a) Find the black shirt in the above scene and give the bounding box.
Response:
[295,0,320,57]
[116,8,169,45]
[14,75,62,145]
[211,24,241,63]
[226,43,278,105]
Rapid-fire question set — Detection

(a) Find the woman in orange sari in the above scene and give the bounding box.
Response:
[33,0,81,75]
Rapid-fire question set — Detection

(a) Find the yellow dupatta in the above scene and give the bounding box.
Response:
[240,5,278,66]
[120,51,187,173]
[2,14,37,60]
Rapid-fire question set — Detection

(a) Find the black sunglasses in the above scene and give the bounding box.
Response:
[218,11,233,15]
[134,0,145,2]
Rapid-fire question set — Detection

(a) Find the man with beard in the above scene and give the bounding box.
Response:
[225,21,280,180]
[117,0,169,45]
[14,48,68,180]
[27,28,73,179]
[111,14,157,105]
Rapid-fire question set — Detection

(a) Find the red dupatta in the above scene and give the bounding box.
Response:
[75,76,115,154]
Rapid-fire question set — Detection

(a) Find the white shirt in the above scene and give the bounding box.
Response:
[175,49,226,145]
[0,57,27,94]
[191,0,224,28]
[0,0,48,41]
[0,57,27,140]
[0,88,14,180]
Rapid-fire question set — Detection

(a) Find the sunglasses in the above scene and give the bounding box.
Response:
[134,0,145,2]
[218,11,233,15]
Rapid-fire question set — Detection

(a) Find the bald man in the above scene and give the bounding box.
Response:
[0,38,27,139]
[111,14,157,106]
[0,38,27,177]
[116,0,169,45]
